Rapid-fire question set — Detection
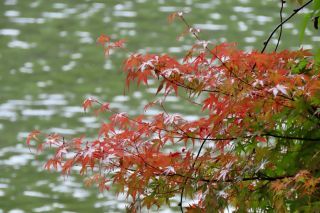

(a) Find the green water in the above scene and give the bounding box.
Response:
[0,0,318,212]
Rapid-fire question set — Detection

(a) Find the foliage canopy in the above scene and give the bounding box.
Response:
[27,0,320,212]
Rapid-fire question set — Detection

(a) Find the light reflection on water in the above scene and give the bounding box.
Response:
[0,0,318,211]
[9,17,45,24]
[0,29,20,36]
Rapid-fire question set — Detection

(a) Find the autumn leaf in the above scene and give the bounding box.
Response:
[82,97,97,112]
[26,130,41,146]
[112,39,126,48]
[97,34,110,45]
[167,12,183,24]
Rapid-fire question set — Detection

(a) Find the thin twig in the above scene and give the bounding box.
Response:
[251,0,313,71]
[179,134,210,213]
[115,160,296,184]
[261,0,313,53]
[173,133,320,142]
[275,0,285,51]
[178,15,251,87]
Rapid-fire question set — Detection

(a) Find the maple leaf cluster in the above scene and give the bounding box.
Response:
[27,10,320,212]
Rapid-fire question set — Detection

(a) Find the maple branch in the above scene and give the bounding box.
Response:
[261,0,313,53]
[106,159,296,184]
[175,133,320,142]
[160,70,294,111]
[164,170,295,184]
[161,74,222,94]
[93,99,189,137]
[178,15,252,87]
[275,0,285,52]
[250,0,312,71]
[179,135,210,213]
[178,16,226,68]
[219,173,295,182]
[263,133,320,141]
[163,75,293,111]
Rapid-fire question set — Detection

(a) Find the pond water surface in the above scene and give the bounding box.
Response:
[0,0,318,212]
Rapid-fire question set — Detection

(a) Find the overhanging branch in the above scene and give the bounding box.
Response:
[261,0,313,53]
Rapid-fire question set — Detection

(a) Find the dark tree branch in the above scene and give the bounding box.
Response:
[165,171,295,183]
[275,0,285,52]
[263,133,320,141]
[113,156,298,184]
[212,173,294,183]
[174,133,320,142]
[261,0,313,53]
[179,134,210,213]
[251,0,312,71]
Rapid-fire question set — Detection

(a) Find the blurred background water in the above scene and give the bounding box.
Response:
[0,0,318,212]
